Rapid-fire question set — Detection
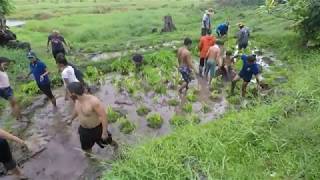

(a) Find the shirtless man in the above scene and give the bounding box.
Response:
[177,38,197,93]
[205,41,221,86]
[67,82,117,154]
[222,50,236,81]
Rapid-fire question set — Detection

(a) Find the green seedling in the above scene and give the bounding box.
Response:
[168,99,179,106]
[119,117,136,134]
[106,106,122,123]
[146,113,164,129]
[136,106,151,116]
[170,114,189,127]
[182,103,193,113]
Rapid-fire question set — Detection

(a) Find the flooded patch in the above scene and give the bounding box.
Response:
[6,20,26,27]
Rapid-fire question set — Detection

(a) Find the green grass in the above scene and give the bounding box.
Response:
[146,113,164,129]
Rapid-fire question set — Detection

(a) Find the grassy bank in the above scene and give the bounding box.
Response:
[103,8,320,180]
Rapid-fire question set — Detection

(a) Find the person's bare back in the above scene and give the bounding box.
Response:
[74,94,104,129]
[177,47,191,68]
[207,45,220,64]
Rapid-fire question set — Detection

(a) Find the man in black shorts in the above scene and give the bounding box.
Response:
[26,51,57,108]
[67,82,118,154]
[47,30,69,60]
[0,128,28,179]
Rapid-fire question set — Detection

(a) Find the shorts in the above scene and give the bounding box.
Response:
[52,49,66,60]
[179,66,192,83]
[199,58,206,67]
[239,73,251,83]
[38,83,54,99]
[0,87,13,100]
[78,124,113,150]
[0,138,17,171]
[205,60,216,78]
[238,43,248,50]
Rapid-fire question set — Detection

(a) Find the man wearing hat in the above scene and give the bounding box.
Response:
[237,23,250,50]
[26,51,57,108]
[201,8,214,36]
[0,57,21,120]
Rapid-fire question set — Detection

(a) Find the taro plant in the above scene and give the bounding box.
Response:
[136,105,151,116]
[182,103,193,113]
[146,113,164,129]
[119,117,136,134]
[106,106,122,123]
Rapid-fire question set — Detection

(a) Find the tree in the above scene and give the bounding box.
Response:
[0,0,14,16]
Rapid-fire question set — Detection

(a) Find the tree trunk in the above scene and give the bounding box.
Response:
[161,16,176,32]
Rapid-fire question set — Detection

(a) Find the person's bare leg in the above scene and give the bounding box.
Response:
[84,149,93,157]
[8,167,27,179]
[51,97,57,107]
[9,97,21,120]
[241,81,249,97]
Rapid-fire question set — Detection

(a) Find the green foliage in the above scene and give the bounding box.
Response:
[170,114,189,127]
[182,103,193,113]
[21,81,40,95]
[201,103,211,113]
[0,0,14,15]
[146,113,164,129]
[84,66,101,82]
[209,90,220,101]
[227,96,241,105]
[189,113,201,124]
[110,58,134,75]
[50,73,63,88]
[106,106,122,123]
[186,91,197,102]
[136,106,151,116]
[119,117,136,134]
[168,99,180,106]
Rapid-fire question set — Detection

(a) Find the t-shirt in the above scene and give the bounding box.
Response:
[199,35,216,58]
[0,71,10,88]
[239,55,259,82]
[217,24,229,35]
[202,14,211,29]
[29,60,50,85]
[238,27,250,45]
[61,66,79,87]
[48,34,66,51]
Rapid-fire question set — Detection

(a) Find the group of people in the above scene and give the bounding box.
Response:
[0,31,117,179]
[178,9,260,97]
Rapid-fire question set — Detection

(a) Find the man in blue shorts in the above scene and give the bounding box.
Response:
[231,54,261,97]
[0,57,21,120]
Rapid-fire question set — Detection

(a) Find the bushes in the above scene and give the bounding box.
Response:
[119,117,136,134]
[106,106,123,123]
[21,81,40,95]
[136,106,151,116]
[146,113,164,129]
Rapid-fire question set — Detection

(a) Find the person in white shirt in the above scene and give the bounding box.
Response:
[56,58,79,100]
[201,8,214,36]
[0,57,21,120]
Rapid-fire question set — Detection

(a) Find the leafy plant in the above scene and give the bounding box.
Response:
[146,113,164,129]
[170,114,189,127]
[210,90,221,101]
[201,103,211,113]
[168,99,179,106]
[21,81,40,95]
[182,103,193,113]
[84,66,101,82]
[106,106,122,123]
[190,113,201,124]
[110,58,134,75]
[186,91,197,102]
[119,117,135,134]
[136,106,151,116]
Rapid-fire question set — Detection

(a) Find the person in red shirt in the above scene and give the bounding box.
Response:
[198,30,216,77]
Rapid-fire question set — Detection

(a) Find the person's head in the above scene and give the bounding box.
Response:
[27,51,38,64]
[216,39,225,47]
[0,57,11,71]
[184,37,192,49]
[67,82,85,100]
[206,8,214,16]
[226,50,233,57]
[56,53,67,62]
[247,55,256,64]
[132,53,144,65]
[226,22,230,26]
[238,22,244,29]
[56,56,68,71]
[52,29,60,36]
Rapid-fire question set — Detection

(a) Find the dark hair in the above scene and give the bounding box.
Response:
[55,53,66,61]
[132,53,143,63]
[184,38,192,46]
[0,57,11,64]
[67,82,84,96]
[226,50,233,56]
[216,40,225,45]
[247,55,256,62]
[56,55,68,66]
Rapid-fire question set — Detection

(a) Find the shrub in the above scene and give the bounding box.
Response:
[119,117,135,134]
[136,106,151,116]
[106,106,122,123]
[21,81,40,95]
[170,114,189,127]
[182,103,193,113]
[201,103,211,113]
[146,113,164,129]
[190,113,201,124]
[168,99,179,106]
[186,91,197,102]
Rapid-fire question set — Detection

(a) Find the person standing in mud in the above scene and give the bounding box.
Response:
[26,51,57,108]
[0,128,28,179]
[0,57,21,120]
[201,8,214,36]
[67,82,118,154]
[231,54,261,97]
[177,38,197,93]
[47,30,69,60]
[55,53,91,93]
[221,50,236,81]
[199,29,215,77]
[205,40,221,86]
[237,23,250,50]
[56,57,79,100]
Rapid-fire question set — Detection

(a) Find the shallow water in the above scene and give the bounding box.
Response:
[6,20,26,27]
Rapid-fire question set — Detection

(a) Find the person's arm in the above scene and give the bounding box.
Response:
[93,99,107,139]
[41,68,49,78]
[47,36,51,52]
[0,129,25,145]
[199,39,203,52]
[68,109,78,125]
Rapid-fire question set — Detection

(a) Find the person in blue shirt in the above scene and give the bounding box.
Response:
[231,54,261,97]
[26,51,56,107]
[216,22,229,37]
